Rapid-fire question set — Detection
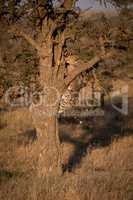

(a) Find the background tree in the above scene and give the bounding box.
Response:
[98,0,133,7]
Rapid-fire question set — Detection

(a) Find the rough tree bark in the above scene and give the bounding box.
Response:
[32,108,62,177]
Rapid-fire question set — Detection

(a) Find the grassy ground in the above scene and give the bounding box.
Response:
[0,93,133,200]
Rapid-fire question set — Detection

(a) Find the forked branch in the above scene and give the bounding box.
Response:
[65,52,112,86]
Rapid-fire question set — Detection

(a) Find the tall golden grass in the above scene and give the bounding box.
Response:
[0,107,132,200]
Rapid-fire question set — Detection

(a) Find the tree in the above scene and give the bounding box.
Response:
[6,0,114,178]
[98,0,133,8]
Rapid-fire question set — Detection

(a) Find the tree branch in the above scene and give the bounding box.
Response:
[8,27,41,51]
[65,52,112,86]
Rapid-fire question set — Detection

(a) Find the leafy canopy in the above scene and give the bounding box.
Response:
[0,0,132,20]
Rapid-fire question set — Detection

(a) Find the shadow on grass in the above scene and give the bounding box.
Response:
[60,97,133,172]
[16,128,37,145]
[0,123,7,130]
[0,170,24,182]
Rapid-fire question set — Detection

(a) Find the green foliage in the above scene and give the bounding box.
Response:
[76,50,95,61]
[15,52,33,60]
[8,0,15,17]
[0,0,4,16]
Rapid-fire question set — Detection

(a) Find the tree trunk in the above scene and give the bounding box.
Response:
[32,105,62,178]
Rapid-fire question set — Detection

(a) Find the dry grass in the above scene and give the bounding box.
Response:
[0,106,132,200]
[0,107,33,132]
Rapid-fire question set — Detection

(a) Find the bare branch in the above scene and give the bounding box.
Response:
[99,36,106,55]
[55,32,65,66]
[65,52,112,86]
[8,27,41,51]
